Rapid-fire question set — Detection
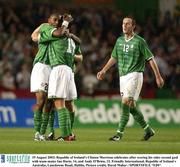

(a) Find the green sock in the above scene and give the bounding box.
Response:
[34,110,42,132]
[144,125,152,133]
[69,112,75,130]
[57,108,71,137]
[48,109,55,134]
[130,107,150,132]
[117,103,130,135]
[40,112,49,135]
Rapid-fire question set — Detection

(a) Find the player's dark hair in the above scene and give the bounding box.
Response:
[49,13,59,19]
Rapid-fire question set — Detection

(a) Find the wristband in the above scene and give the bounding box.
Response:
[62,21,69,27]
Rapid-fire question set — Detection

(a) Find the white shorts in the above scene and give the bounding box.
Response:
[30,62,51,93]
[48,65,77,100]
[120,72,143,101]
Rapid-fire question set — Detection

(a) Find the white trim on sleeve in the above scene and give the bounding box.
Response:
[147,56,154,61]
[51,28,57,36]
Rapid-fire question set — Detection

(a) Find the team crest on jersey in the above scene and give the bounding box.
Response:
[131,44,134,49]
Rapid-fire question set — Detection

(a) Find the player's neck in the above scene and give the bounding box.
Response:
[125,32,134,40]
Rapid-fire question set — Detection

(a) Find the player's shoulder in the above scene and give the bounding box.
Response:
[134,34,146,43]
[40,24,54,31]
[40,23,49,29]
[116,35,124,43]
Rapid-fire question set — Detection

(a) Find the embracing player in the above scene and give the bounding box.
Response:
[31,13,75,141]
[31,13,82,141]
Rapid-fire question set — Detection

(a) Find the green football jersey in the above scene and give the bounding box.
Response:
[39,29,81,69]
[66,43,82,71]
[33,24,57,66]
[111,34,153,76]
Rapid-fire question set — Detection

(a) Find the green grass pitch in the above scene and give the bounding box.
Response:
[0,128,179,154]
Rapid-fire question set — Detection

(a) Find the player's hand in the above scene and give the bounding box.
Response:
[64,29,70,36]
[63,13,73,23]
[66,33,73,38]
[156,76,164,88]
[97,70,106,80]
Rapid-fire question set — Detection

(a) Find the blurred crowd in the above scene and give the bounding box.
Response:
[0,0,179,98]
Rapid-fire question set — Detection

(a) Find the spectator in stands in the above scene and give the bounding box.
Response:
[1,69,16,90]
[171,66,180,98]
[16,63,31,89]
[0,55,13,76]
[0,0,179,98]
[83,69,99,95]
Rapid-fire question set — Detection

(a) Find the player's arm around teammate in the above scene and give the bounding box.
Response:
[33,13,81,140]
[30,13,72,141]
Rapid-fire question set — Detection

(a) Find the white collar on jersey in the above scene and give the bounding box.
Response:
[124,33,135,42]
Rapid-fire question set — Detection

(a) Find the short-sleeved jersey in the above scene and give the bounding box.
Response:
[39,29,81,70]
[111,34,153,76]
[66,42,82,71]
[48,37,75,69]
[33,24,57,66]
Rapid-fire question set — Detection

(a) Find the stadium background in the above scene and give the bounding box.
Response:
[0,0,179,153]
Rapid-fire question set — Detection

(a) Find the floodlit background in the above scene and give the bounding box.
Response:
[0,0,179,99]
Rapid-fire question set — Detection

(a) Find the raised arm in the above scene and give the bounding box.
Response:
[97,57,117,80]
[31,25,41,42]
[148,58,164,88]
[32,14,73,43]
[31,23,59,43]
[52,26,67,37]
[52,14,73,37]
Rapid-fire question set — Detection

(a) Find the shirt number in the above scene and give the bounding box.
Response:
[67,38,75,55]
[123,44,129,53]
